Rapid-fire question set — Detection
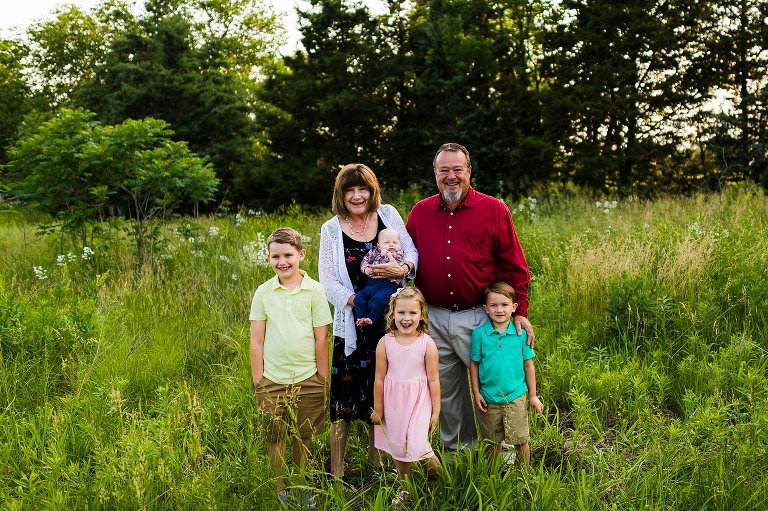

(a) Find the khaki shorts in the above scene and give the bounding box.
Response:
[478,394,530,446]
[256,372,327,443]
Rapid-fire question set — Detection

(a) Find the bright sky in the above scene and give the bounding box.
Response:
[1,0,388,52]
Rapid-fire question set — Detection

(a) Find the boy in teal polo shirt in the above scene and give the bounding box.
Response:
[470,281,543,467]
[250,227,333,505]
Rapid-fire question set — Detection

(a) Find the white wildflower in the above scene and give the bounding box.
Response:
[604,208,610,214]
[219,255,231,263]
[301,235,312,244]
[688,222,704,237]
[56,255,67,266]
[243,235,269,267]
[209,226,220,237]
[596,201,602,208]
[82,246,95,261]
[231,274,238,281]
[33,266,48,280]
[235,213,245,226]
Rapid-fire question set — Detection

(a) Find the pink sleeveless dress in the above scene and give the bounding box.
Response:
[374,332,434,462]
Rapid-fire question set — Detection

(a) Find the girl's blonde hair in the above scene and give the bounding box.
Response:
[385,287,430,334]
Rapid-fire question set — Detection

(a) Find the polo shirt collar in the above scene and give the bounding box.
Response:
[269,269,312,292]
[481,318,517,337]
[436,186,478,210]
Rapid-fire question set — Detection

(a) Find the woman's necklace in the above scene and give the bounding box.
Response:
[345,213,370,236]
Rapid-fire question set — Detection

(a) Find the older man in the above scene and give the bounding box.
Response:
[406,143,534,451]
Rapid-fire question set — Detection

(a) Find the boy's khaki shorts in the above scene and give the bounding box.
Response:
[256,372,327,442]
[478,394,530,446]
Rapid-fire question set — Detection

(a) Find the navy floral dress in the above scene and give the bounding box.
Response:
[329,217,386,423]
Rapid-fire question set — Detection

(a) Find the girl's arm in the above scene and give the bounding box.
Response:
[314,324,329,379]
[250,320,266,386]
[524,359,544,416]
[371,337,388,425]
[469,360,488,412]
[425,336,441,434]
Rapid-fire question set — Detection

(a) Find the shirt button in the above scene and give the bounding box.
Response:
[447,240,451,244]
[450,212,454,215]
[450,292,454,295]
[448,274,451,277]
[449,226,452,229]
[447,256,450,260]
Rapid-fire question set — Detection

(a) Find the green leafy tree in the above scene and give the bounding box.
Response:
[95,118,218,264]
[0,39,37,166]
[5,108,106,247]
[697,0,768,186]
[6,108,217,264]
[24,2,129,106]
[79,0,278,206]
[391,0,554,195]
[253,0,387,210]
[542,0,707,192]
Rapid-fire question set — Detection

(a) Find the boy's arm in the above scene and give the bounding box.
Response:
[371,337,388,426]
[425,336,441,434]
[524,358,544,416]
[314,324,329,379]
[469,360,488,412]
[250,320,266,386]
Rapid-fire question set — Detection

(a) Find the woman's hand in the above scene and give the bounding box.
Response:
[367,259,407,279]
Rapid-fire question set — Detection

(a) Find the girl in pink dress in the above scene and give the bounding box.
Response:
[372,287,441,505]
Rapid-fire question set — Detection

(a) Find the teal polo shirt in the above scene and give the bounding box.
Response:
[470,320,535,405]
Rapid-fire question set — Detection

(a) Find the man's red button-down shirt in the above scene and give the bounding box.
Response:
[406,187,531,316]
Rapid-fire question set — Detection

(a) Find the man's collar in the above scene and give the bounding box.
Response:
[435,187,477,210]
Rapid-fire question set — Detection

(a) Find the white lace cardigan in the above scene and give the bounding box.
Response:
[319,204,418,355]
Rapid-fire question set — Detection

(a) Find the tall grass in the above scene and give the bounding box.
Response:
[1,188,767,509]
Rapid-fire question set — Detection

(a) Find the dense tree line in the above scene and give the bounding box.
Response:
[1,0,767,212]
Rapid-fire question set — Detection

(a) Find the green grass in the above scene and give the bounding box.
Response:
[1,187,767,509]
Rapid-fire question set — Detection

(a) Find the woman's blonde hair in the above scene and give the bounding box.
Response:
[331,163,382,217]
[385,287,430,334]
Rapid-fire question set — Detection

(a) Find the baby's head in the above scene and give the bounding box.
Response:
[377,228,401,253]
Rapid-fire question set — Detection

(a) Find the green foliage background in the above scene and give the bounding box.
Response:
[1,188,767,509]
[3,0,768,210]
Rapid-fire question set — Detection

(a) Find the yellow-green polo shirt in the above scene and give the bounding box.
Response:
[250,270,332,384]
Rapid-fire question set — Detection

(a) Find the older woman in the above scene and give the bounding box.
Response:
[319,163,418,479]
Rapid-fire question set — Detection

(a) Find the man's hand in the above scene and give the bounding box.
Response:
[514,315,535,347]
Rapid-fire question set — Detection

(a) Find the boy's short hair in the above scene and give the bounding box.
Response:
[484,281,515,302]
[267,227,303,251]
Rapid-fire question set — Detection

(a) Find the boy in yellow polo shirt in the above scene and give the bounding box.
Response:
[250,227,332,506]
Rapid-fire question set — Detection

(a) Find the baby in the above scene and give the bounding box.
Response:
[354,228,406,326]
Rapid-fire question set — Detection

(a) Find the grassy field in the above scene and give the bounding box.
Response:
[1,187,767,510]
